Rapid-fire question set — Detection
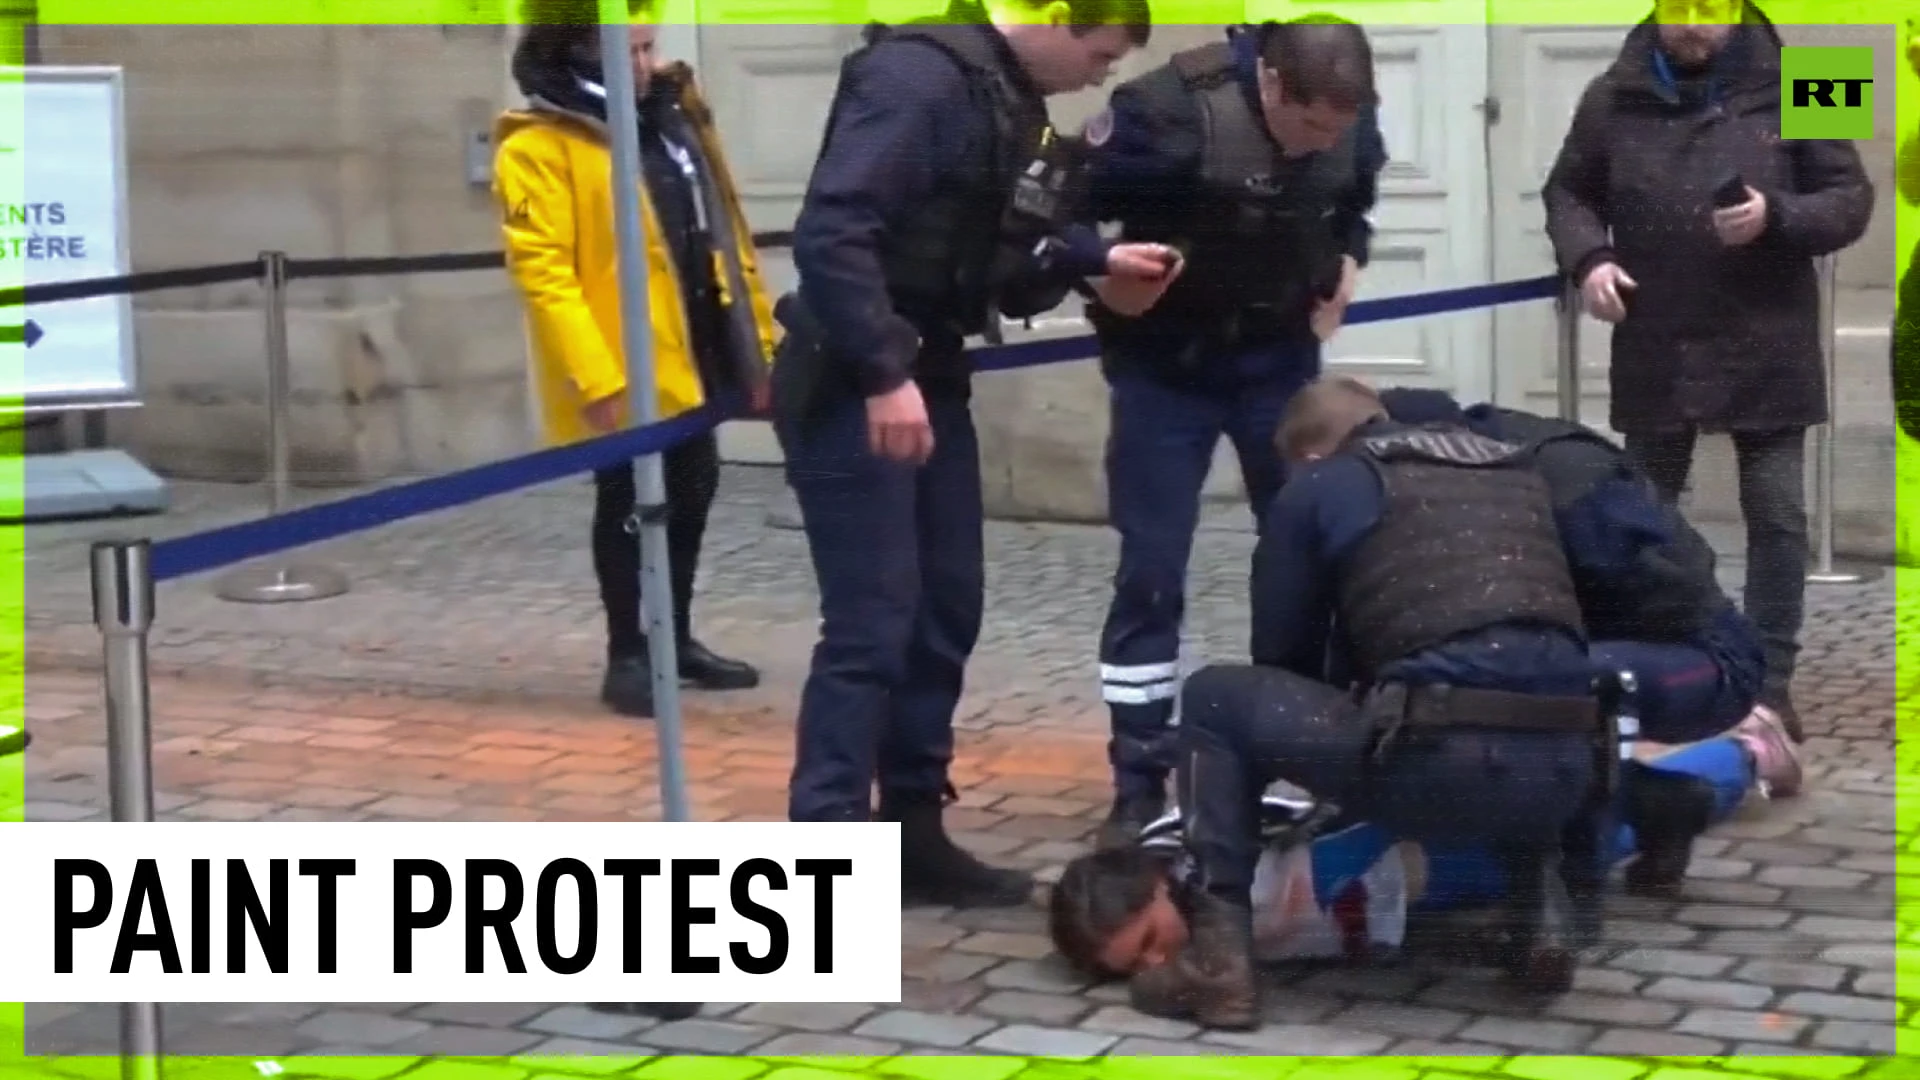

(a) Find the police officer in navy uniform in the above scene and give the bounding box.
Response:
[1132,375,1608,1029]
[1082,16,1391,848]
[775,0,1172,909]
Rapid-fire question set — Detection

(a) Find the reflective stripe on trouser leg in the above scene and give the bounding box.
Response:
[1104,661,1180,794]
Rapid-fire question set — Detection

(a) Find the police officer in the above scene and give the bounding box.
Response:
[1082,16,1391,847]
[1375,386,1799,906]
[1132,375,1607,1029]
[776,0,1173,910]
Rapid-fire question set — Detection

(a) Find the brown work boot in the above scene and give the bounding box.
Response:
[1128,889,1259,1030]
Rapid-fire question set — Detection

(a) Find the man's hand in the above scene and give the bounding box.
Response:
[866,379,933,465]
[1309,255,1360,343]
[1713,186,1769,247]
[1106,242,1181,282]
[1580,261,1637,323]
[1095,243,1184,316]
[583,393,624,434]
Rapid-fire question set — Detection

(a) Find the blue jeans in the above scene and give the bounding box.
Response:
[776,393,985,822]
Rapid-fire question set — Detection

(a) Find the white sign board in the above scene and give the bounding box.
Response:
[0,66,137,412]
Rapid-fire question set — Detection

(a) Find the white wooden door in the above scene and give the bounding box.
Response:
[1250,2,1495,402]
[1486,17,1632,427]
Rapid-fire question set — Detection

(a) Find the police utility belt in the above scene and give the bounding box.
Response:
[1356,682,1609,761]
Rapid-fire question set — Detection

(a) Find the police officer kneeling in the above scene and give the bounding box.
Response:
[1136,375,1606,1029]
[775,0,1172,909]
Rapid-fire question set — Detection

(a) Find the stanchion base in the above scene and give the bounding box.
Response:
[1807,566,1881,586]
[214,563,352,603]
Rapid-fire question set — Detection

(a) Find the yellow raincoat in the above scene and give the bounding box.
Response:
[493,64,777,448]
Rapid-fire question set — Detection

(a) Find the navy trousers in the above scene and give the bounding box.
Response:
[1591,607,1767,745]
[1175,663,1598,899]
[1099,353,1316,800]
[776,392,985,822]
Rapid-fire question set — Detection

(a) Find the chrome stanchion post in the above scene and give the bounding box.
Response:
[215,250,350,603]
[1808,254,1871,585]
[600,0,691,823]
[1556,279,1582,423]
[89,540,164,1080]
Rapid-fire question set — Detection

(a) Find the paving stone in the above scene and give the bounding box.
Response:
[1775,991,1900,1022]
[520,1005,656,1041]
[1102,1037,1219,1055]
[509,1040,660,1073]
[1672,1007,1811,1042]
[1075,1004,1199,1040]
[1455,1016,1594,1052]
[1640,975,1776,1010]
[1542,992,1681,1028]
[1328,1001,1471,1040]
[382,1025,550,1056]
[848,1009,997,1047]
[1808,1019,1900,1053]
[1584,1028,1728,1055]
[293,1011,433,1047]
[1608,947,1735,978]
[732,1002,875,1032]
[970,1023,1118,1058]
[969,989,1092,1026]
[632,1019,777,1054]
[408,1003,552,1028]
[1198,1022,1392,1055]
[744,1031,902,1058]
[1731,959,1851,991]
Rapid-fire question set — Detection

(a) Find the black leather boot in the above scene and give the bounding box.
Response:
[881,789,1034,909]
[1129,889,1260,1031]
[1622,764,1717,900]
[678,639,760,691]
[1095,788,1166,851]
[601,654,655,718]
[1558,817,1608,951]
[1494,845,1577,997]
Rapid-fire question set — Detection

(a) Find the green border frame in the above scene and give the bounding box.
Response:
[2,0,1913,1077]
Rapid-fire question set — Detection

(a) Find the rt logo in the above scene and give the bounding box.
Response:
[1780,46,1874,140]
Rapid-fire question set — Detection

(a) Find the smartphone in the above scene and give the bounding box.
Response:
[1712,174,1748,209]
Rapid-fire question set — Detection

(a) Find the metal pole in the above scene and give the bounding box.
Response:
[1556,280,1582,423]
[1808,254,1871,585]
[88,539,164,1080]
[600,0,692,823]
[214,251,351,604]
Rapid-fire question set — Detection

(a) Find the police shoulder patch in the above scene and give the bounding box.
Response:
[1082,107,1115,148]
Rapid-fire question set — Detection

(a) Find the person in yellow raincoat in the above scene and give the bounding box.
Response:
[495,0,779,719]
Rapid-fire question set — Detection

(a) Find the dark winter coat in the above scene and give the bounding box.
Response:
[1542,6,1873,435]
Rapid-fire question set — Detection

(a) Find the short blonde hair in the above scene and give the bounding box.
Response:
[1277,375,1386,461]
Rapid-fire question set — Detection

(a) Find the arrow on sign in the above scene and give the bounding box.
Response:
[0,320,44,347]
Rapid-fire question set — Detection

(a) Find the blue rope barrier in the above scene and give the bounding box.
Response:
[147,273,1562,584]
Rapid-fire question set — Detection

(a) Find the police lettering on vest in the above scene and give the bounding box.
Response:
[1336,424,1588,679]
[1107,41,1357,332]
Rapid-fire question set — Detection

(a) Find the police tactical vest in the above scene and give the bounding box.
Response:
[1131,41,1359,324]
[1488,409,1726,643]
[835,20,1056,339]
[1337,424,1588,681]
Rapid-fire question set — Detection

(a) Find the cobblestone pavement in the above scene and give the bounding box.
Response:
[13,466,1913,1071]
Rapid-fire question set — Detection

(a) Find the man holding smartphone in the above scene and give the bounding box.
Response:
[1542,0,1872,742]
[1076,15,1389,847]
